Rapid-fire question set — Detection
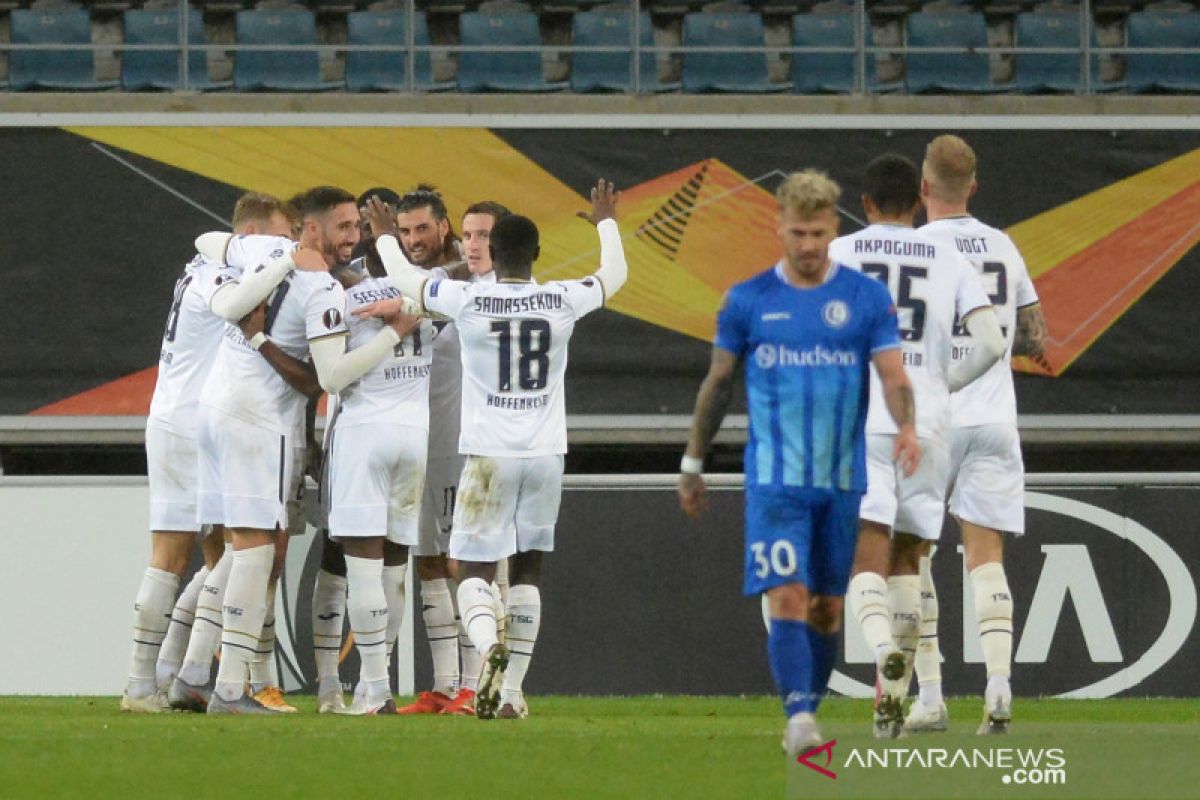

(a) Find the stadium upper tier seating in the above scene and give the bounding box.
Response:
[1,0,1196,93]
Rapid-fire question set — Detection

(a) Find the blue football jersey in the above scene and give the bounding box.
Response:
[716,263,901,492]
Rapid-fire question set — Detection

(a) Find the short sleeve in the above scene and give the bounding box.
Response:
[867,281,902,354]
[559,277,605,320]
[954,254,992,316]
[423,278,470,319]
[306,279,349,341]
[224,235,298,271]
[1013,252,1039,308]
[714,288,751,357]
[192,260,241,306]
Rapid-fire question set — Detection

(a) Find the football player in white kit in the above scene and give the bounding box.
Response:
[385,186,472,715]
[828,154,1005,738]
[186,186,416,714]
[121,193,294,712]
[905,135,1050,735]
[365,179,627,719]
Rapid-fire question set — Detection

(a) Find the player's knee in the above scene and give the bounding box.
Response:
[510,551,542,586]
[889,533,924,575]
[320,531,347,577]
[415,554,449,581]
[808,596,843,634]
[766,583,808,619]
[383,541,408,567]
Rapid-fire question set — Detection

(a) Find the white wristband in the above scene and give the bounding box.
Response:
[249,332,268,351]
[680,455,704,475]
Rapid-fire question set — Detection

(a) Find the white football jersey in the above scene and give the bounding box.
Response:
[422,276,605,457]
[147,255,227,438]
[920,216,1040,428]
[337,276,434,430]
[829,223,991,440]
[426,265,463,460]
[200,235,348,435]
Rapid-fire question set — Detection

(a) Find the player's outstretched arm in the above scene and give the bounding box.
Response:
[308,311,419,395]
[947,306,1006,392]
[872,347,921,476]
[577,179,627,299]
[678,347,739,519]
[209,247,326,323]
[240,303,322,398]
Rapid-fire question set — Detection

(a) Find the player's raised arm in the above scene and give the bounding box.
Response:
[576,179,627,300]
[1013,301,1051,370]
[678,346,740,518]
[204,236,326,323]
[947,306,1006,392]
[872,347,921,476]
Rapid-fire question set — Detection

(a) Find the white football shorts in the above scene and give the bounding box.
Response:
[415,454,463,557]
[860,433,951,541]
[145,425,203,534]
[327,422,427,545]
[947,422,1026,535]
[448,454,563,563]
[196,406,294,532]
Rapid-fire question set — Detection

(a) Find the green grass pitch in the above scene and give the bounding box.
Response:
[0,695,1196,799]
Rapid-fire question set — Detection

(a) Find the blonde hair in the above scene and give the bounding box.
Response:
[923,135,976,202]
[231,191,288,230]
[776,170,841,217]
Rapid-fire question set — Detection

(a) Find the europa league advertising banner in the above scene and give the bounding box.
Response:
[2,125,1199,417]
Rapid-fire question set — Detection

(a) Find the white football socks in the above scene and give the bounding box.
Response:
[177,545,233,687]
[501,584,540,707]
[312,569,348,692]
[382,563,407,661]
[156,565,208,691]
[421,578,460,696]
[886,575,922,696]
[346,556,390,700]
[456,577,499,662]
[214,544,273,702]
[970,561,1014,683]
[495,558,510,642]
[915,554,943,706]
[127,567,179,698]
[249,580,278,694]
[848,571,895,663]
[459,617,482,693]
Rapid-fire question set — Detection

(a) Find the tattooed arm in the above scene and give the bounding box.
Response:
[1013,302,1051,370]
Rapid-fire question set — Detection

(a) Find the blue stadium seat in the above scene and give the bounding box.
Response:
[122,8,228,91]
[791,12,893,93]
[1012,11,1113,94]
[9,8,117,90]
[234,9,334,91]
[682,12,787,93]
[457,12,567,92]
[571,10,676,93]
[904,11,998,94]
[345,10,447,91]
[1125,11,1200,93]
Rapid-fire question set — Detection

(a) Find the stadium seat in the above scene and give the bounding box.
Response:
[904,10,999,94]
[570,10,677,93]
[1012,11,1114,94]
[682,12,787,93]
[345,10,449,91]
[791,12,894,93]
[234,8,335,91]
[457,11,567,92]
[121,8,229,91]
[1125,10,1200,93]
[9,7,117,90]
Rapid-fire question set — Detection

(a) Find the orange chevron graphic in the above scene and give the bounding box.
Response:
[35,130,1200,413]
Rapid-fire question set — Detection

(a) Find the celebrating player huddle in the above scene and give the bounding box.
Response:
[123,179,627,717]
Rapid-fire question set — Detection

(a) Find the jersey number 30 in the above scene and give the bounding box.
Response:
[490,320,551,392]
[750,540,798,579]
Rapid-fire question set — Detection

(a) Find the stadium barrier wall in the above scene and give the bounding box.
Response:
[1,473,1195,697]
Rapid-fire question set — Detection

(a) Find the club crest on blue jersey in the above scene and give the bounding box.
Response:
[822,299,850,329]
[755,343,778,369]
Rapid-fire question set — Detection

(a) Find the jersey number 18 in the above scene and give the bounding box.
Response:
[489,319,551,392]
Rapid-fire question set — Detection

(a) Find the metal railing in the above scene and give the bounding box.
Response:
[0,0,1197,94]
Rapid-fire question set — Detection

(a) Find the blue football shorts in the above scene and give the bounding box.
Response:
[742,486,863,597]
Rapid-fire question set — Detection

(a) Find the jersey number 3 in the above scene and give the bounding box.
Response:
[490,319,551,392]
